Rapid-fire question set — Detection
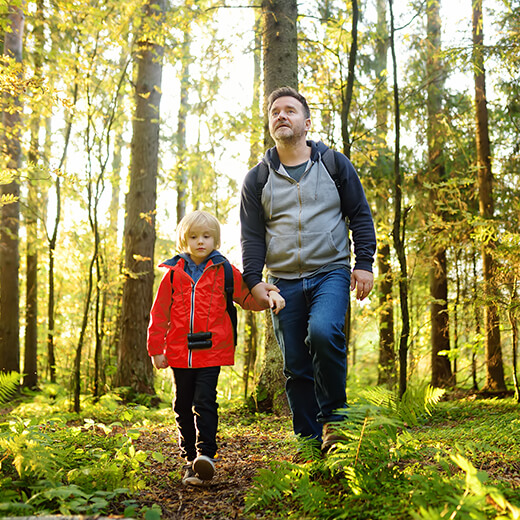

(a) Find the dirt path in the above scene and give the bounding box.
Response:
[133,414,293,520]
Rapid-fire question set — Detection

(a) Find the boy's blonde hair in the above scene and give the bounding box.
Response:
[176,210,221,252]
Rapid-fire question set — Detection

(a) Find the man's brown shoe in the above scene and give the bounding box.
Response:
[321,421,348,453]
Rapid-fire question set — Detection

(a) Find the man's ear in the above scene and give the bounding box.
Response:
[305,118,311,132]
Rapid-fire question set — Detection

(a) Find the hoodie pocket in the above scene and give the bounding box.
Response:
[300,231,341,269]
[266,234,300,271]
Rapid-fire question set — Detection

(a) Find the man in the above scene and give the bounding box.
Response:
[240,86,376,451]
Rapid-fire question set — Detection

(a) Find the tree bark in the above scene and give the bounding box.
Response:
[176,29,190,223]
[427,0,452,388]
[373,0,396,389]
[340,0,358,160]
[262,0,298,148]
[389,0,410,398]
[252,0,298,413]
[0,3,24,374]
[472,0,506,392]
[116,0,166,395]
[244,12,263,403]
[23,0,44,389]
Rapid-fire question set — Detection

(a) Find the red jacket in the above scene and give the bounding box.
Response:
[147,254,265,368]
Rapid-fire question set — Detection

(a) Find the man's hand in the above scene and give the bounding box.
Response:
[251,281,280,308]
[152,354,169,369]
[351,269,374,301]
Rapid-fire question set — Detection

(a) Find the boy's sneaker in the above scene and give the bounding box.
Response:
[193,455,215,481]
[181,464,204,486]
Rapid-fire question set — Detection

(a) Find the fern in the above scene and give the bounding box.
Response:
[0,371,20,405]
[411,454,520,520]
[360,383,445,426]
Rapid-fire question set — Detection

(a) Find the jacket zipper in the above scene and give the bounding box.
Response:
[188,280,196,368]
[187,262,221,368]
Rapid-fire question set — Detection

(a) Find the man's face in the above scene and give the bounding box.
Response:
[268,96,311,144]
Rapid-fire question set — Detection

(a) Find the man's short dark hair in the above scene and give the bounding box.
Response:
[267,87,311,119]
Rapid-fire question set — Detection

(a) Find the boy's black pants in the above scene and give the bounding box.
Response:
[172,366,220,461]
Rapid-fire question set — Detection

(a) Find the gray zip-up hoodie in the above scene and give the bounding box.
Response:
[240,141,376,289]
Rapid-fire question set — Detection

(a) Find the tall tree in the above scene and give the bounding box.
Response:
[426,0,453,388]
[244,11,262,402]
[252,0,298,412]
[389,0,410,397]
[339,0,358,355]
[116,0,167,395]
[175,28,190,224]
[373,0,396,389]
[340,0,358,160]
[262,0,298,148]
[0,3,24,374]
[472,0,506,392]
[23,0,45,389]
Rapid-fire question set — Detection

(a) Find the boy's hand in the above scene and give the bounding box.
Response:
[152,354,169,369]
[251,282,280,307]
[268,290,285,315]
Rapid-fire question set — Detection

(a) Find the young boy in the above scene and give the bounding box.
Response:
[147,210,284,486]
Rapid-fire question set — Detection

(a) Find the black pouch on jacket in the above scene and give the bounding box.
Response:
[188,331,212,350]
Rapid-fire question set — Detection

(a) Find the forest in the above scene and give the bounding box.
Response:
[0,0,519,518]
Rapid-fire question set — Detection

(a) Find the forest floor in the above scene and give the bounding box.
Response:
[132,407,294,520]
[129,391,520,520]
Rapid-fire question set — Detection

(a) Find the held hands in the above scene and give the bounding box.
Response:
[251,282,285,314]
[268,290,285,315]
[152,354,169,369]
[351,269,374,301]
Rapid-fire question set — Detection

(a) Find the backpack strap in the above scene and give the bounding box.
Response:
[167,254,182,295]
[321,148,340,190]
[256,160,269,199]
[221,259,238,346]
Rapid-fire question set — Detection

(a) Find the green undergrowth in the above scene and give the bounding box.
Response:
[0,384,170,519]
[244,387,520,520]
[1,381,520,520]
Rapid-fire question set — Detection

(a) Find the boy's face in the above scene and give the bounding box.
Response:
[187,224,216,265]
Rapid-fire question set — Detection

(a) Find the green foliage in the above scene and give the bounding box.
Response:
[246,391,520,520]
[0,387,155,518]
[410,454,520,520]
[0,372,20,405]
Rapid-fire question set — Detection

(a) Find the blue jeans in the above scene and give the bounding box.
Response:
[270,269,350,440]
[172,366,220,461]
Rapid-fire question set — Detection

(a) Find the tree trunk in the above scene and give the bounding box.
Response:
[23,0,44,389]
[262,0,298,148]
[243,311,258,400]
[339,0,358,355]
[508,282,519,402]
[426,0,452,389]
[176,29,190,223]
[252,313,289,415]
[377,243,396,387]
[373,0,396,389]
[252,0,298,412]
[0,4,24,374]
[340,0,358,160]
[472,0,506,392]
[47,64,78,383]
[116,0,166,395]
[389,0,410,398]
[244,13,263,403]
